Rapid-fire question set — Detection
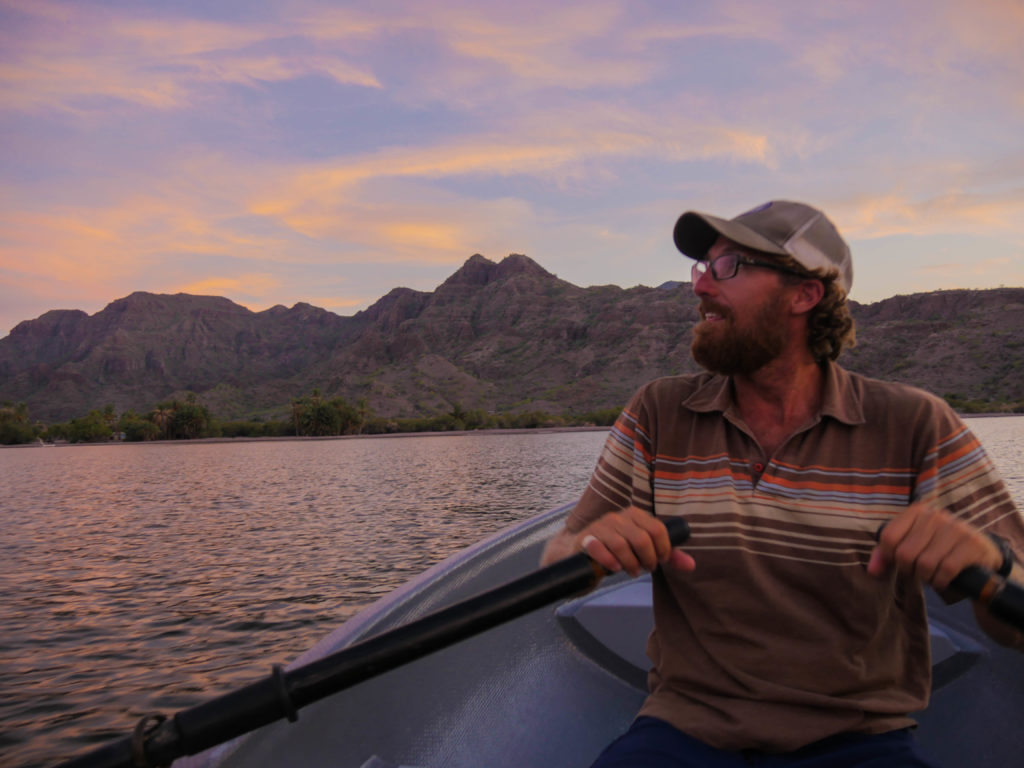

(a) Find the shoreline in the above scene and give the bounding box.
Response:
[3,425,613,449]
[4,413,1021,450]
[959,412,1024,419]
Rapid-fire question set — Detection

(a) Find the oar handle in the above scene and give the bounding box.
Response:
[58,514,691,768]
[662,515,692,550]
[662,514,691,544]
[950,566,1024,631]
[875,522,1024,632]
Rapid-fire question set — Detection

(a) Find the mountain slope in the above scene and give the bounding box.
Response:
[1,256,1022,422]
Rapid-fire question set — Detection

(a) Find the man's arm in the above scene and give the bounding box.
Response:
[869,503,1024,649]
[541,506,696,577]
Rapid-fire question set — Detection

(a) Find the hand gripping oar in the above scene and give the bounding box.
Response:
[58,517,691,768]
[875,522,1024,632]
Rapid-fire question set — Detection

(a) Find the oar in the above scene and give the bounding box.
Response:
[875,522,1024,630]
[950,566,1024,630]
[59,517,692,768]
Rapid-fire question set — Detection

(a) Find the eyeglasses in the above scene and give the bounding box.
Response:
[692,251,808,282]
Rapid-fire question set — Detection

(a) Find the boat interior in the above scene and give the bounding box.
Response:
[180,505,1024,768]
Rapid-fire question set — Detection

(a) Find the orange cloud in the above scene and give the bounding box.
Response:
[247,107,779,245]
[840,190,1024,240]
[0,181,282,298]
[0,4,381,113]
[381,222,464,253]
[175,273,281,299]
[782,0,1024,108]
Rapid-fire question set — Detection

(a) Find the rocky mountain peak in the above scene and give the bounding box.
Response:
[440,254,498,287]
[493,253,555,281]
[9,309,88,339]
[106,291,243,313]
[358,287,430,329]
[440,253,555,290]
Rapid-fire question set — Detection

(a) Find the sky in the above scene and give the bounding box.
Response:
[2,0,1023,337]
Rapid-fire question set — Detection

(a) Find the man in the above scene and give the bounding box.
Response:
[541,200,1024,767]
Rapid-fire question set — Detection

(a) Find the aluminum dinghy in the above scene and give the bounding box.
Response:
[180,504,1024,768]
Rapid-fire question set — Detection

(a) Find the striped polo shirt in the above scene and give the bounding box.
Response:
[568,361,1023,752]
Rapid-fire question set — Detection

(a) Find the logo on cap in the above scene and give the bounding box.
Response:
[740,202,773,216]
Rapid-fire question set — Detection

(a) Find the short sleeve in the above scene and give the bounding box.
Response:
[911,400,1024,560]
[566,386,656,532]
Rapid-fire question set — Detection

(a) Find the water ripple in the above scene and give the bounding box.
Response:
[1,430,609,767]
[3,420,1022,768]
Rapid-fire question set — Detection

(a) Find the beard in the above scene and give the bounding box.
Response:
[691,291,789,376]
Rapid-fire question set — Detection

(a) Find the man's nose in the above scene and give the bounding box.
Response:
[692,266,716,298]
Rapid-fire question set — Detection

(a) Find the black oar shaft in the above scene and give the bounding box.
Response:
[173,552,610,756]
[60,517,691,768]
[290,550,606,705]
[951,566,1024,629]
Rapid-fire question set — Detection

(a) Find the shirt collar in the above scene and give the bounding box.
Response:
[818,360,865,425]
[681,361,865,426]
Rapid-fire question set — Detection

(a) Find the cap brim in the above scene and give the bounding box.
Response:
[673,211,788,260]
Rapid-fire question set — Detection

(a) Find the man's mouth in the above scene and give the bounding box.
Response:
[699,304,729,322]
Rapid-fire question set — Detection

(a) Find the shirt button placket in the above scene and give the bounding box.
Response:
[751,460,766,489]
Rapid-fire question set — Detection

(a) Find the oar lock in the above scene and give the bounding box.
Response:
[272,663,300,723]
[128,665,299,768]
[131,713,167,768]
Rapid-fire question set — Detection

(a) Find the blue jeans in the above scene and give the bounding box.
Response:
[590,717,938,768]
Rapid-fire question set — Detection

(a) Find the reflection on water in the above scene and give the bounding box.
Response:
[1,431,609,768]
[2,418,1022,768]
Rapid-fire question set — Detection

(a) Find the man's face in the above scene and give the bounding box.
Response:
[690,238,792,376]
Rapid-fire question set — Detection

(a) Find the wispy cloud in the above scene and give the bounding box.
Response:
[1,0,1023,333]
[840,188,1024,240]
[0,1,381,113]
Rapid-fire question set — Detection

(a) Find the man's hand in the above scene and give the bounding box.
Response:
[868,503,1003,591]
[572,506,696,577]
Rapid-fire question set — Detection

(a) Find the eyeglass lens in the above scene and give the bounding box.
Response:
[692,252,739,281]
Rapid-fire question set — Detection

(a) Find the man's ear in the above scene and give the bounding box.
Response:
[790,279,825,315]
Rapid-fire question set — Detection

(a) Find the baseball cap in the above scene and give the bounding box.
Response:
[673,200,853,294]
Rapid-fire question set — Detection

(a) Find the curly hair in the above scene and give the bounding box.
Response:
[775,254,856,362]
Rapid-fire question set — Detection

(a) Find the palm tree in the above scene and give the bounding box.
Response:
[174,402,209,439]
[302,401,339,436]
[355,398,371,435]
[151,407,173,439]
[102,404,118,439]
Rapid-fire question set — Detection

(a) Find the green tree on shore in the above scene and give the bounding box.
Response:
[151,407,173,439]
[102,404,118,435]
[172,394,211,439]
[0,401,36,444]
[355,397,371,435]
[291,389,362,436]
[66,410,113,443]
[119,410,160,441]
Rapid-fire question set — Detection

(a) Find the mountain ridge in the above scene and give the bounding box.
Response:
[2,254,1023,422]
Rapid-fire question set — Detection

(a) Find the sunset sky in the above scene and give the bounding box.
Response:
[2,0,1023,337]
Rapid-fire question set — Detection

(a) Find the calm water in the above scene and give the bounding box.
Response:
[1,430,610,768]
[3,419,1023,768]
